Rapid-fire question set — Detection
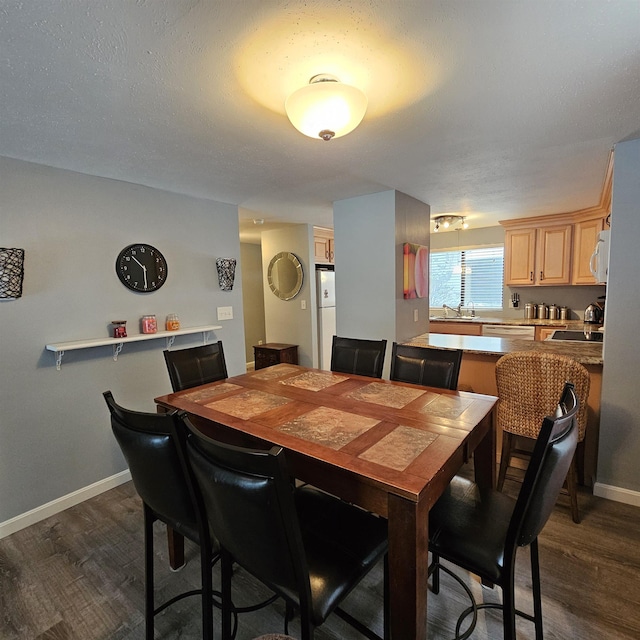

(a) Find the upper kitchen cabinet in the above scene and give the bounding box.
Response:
[502,150,612,286]
[502,212,609,286]
[571,214,609,284]
[314,227,335,264]
[503,222,572,285]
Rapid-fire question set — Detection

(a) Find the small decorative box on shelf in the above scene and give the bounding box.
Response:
[253,343,299,370]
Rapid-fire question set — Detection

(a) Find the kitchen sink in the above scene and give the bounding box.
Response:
[429,315,477,321]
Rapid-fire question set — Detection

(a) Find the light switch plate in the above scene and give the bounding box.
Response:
[217,306,233,321]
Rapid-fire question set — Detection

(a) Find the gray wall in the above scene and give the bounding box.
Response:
[240,242,266,364]
[334,190,430,376]
[261,225,316,367]
[597,137,640,497]
[0,157,246,527]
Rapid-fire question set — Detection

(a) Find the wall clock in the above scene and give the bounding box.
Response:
[116,243,167,292]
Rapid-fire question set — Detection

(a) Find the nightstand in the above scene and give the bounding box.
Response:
[253,343,299,370]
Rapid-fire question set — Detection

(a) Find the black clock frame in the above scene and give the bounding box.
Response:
[116,243,168,292]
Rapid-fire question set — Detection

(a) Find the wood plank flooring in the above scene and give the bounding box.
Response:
[1,473,639,639]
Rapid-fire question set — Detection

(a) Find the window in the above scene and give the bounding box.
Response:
[429,246,504,309]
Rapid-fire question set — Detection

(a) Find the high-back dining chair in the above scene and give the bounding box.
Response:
[103,391,216,640]
[330,335,387,378]
[389,343,463,389]
[428,382,579,640]
[180,413,389,640]
[495,351,590,523]
[163,341,228,392]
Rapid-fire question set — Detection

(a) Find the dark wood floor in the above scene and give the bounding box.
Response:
[1,473,639,640]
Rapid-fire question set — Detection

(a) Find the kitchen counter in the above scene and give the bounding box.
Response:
[428,316,590,328]
[406,331,603,486]
[408,332,603,366]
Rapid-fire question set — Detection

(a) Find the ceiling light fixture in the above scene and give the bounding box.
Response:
[432,215,469,232]
[285,74,368,141]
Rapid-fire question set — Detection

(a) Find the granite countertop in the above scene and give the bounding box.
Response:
[407,332,603,366]
[428,316,590,328]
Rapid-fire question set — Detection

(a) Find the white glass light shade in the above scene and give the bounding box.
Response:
[285,78,368,141]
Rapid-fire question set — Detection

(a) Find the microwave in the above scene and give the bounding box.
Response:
[589,229,610,284]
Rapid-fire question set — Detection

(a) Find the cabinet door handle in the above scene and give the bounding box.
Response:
[530,271,533,282]
[540,270,543,281]
[329,251,334,261]
[325,250,329,259]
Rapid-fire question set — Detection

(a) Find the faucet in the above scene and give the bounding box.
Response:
[443,303,463,317]
[467,301,475,317]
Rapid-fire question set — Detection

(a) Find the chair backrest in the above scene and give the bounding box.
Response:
[163,341,228,392]
[330,336,387,378]
[181,416,312,612]
[390,343,463,390]
[103,391,199,542]
[496,351,590,441]
[508,383,579,548]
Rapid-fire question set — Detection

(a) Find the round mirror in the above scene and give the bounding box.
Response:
[267,252,304,300]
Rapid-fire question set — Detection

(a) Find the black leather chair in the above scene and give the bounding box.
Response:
[180,413,389,640]
[330,336,387,378]
[103,391,216,640]
[163,341,228,391]
[389,343,463,389]
[428,382,579,640]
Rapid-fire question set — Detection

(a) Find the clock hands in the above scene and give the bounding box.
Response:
[131,255,148,289]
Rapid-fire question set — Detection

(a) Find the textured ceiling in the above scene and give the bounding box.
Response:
[2,0,639,243]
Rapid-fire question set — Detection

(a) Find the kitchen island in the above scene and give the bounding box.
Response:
[407,332,603,486]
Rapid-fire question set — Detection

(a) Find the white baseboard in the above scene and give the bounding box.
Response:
[0,470,132,540]
[593,481,640,507]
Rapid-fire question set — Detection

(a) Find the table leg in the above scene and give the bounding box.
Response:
[473,411,496,490]
[167,526,185,571]
[387,493,429,640]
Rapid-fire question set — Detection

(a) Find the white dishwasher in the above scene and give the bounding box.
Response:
[481,324,536,340]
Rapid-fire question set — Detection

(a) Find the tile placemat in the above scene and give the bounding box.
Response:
[182,382,242,402]
[420,395,474,419]
[359,425,438,471]
[207,389,292,419]
[280,370,347,392]
[277,406,379,450]
[346,382,425,409]
[252,365,300,380]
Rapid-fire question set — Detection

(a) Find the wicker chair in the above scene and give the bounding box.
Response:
[495,351,590,523]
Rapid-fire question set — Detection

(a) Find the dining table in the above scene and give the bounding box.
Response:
[155,363,497,640]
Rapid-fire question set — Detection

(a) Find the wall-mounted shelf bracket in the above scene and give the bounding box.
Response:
[46,325,222,370]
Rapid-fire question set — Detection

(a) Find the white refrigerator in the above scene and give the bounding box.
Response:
[316,270,336,370]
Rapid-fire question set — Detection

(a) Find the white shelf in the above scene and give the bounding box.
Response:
[46,325,222,370]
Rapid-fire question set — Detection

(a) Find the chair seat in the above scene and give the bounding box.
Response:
[294,486,388,625]
[429,476,516,583]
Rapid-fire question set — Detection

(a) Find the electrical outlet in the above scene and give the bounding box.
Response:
[301,299,307,310]
[217,306,233,320]
[414,309,419,322]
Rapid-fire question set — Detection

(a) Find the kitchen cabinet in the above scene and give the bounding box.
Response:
[429,321,483,336]
[571,215,608,284]
[504,224,572,286]
[314,228,335,264]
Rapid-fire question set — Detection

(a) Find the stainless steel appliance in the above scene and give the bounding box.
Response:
[584,303,603,324]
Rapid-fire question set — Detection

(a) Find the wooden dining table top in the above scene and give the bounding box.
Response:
[155,364,497,640]
[155,363,497,513]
